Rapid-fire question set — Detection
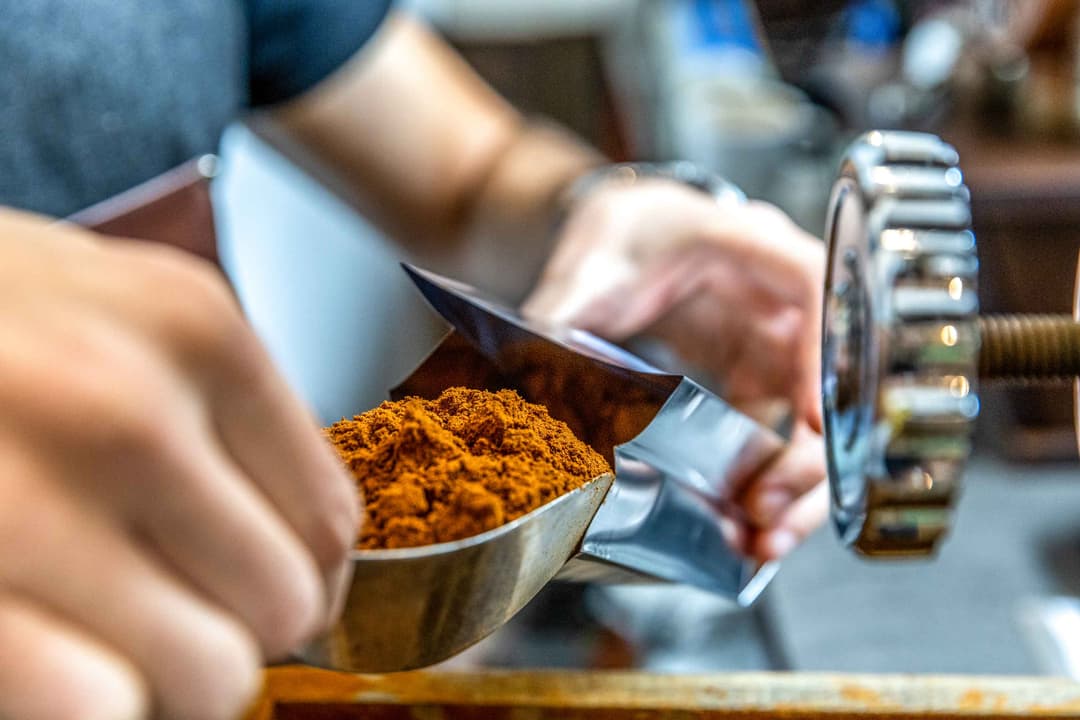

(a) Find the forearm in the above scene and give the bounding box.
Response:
[272,12,603,298]
[447,119,604,299]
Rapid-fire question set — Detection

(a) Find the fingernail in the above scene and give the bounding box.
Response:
[767,529,799,559]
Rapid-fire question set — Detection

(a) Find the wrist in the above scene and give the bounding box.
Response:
[560,162,747,221]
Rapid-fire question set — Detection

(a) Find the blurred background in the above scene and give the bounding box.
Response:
[215,0,1080,681]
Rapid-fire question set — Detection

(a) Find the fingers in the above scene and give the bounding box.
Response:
[569,244,729,341]
[0,216,352,718]
[521,248,631,326]
[700,200,823,299]
[100,242,359,634]
[522,184,650,323]
[751,480,829,562]
[120,411,330,661]
[686,203,826,426]
[800,364,825,434]
[0,595,147,720]
[735,423,828,563]
[209,341,360,627]
[1,284,345,660]
[740,424,825,528]
[794,227,825,434]
[0,474,262,720]
[531,194,825,416]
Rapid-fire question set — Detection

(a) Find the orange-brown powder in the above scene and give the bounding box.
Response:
[325,387,611,549]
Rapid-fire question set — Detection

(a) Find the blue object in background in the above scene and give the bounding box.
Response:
[845,0,901,53]
[689,0,761,54]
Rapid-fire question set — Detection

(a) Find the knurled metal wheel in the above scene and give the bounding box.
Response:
[823,131,980,556]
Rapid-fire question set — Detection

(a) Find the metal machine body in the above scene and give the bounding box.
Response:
[822,130,1080,557]
[823,131,980,556]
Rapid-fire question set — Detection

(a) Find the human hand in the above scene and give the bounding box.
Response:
[523,181,827,563]
[0,209,358,720]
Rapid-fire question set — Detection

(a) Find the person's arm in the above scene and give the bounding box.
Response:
[271,10,827,562]
[271,12,603,298]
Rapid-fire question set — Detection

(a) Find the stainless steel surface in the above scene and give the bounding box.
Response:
[402,265,782,596]
[300,473,613,673]
[823,130,979,556]
[569,377,782,605]
[1074,252,1079,456]
[304,265,788,672]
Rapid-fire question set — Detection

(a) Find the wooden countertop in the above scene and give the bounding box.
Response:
[248,666,1080,719]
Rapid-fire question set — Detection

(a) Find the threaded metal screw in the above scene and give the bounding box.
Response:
[979,314,1080,382]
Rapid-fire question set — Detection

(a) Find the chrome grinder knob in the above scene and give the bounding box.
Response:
[823,131,979,557]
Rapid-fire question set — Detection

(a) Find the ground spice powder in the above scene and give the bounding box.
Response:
[325,387,611,549]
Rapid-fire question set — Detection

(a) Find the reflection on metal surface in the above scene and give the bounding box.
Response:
[402,264,782,597]
[823,131,979,557]
[1075,251,1080,457]
[573,378,782,604]
[395,268,679,464]
[305,265,786,672]
[301,473,613,673]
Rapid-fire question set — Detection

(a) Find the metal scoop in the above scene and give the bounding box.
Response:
[300,265,786,672]
[301,472,614,672]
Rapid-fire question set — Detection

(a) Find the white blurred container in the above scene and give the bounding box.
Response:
[213,123,448,424]
[669,75,819,201]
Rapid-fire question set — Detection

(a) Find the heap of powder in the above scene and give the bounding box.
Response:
[325,387,612,549]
